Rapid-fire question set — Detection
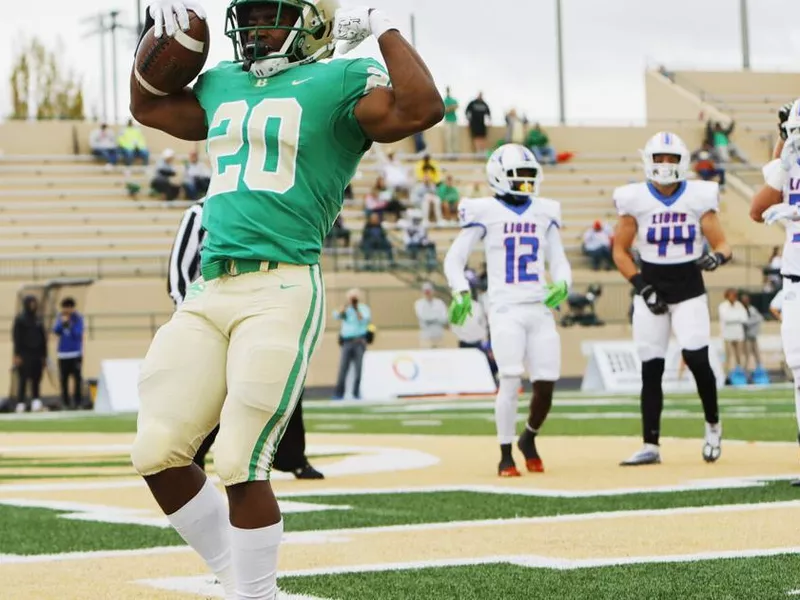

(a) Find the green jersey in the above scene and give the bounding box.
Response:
[443,95,458,123]
[194,58,391,267]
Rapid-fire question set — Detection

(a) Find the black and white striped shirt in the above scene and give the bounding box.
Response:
[167,199,206,307]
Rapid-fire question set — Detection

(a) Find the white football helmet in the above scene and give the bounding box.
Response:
[641,131,690,185]
[783,99,800,141]
[486,144,543,197]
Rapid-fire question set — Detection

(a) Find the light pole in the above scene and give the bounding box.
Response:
[555,0,566,125]
[740,0,751,70]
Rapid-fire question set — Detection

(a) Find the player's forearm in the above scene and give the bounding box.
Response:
[129,73,208,141]
[377,32,444,132]
[444,231,479,292]
[613,245,639,281]
[750,186,783,222]
[545,227,572,287]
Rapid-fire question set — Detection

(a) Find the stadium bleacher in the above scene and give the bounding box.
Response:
[0,86,790,397]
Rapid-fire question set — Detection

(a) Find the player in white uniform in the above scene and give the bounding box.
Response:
[751,98,800,481]
[444,144,572,477]
[613,132,732,466]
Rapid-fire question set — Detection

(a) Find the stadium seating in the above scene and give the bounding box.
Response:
[0,112,787,395]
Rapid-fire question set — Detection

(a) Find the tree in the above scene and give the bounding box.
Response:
[8,37,85,120]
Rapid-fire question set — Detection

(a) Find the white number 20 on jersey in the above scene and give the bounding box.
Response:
[205,98,303,197]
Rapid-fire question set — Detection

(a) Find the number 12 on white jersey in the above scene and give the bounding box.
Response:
[503,236,540,284]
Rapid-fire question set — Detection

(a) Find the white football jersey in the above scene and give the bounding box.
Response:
[614,180,719,265]
[458,195,562,306]
[777,160,800,277]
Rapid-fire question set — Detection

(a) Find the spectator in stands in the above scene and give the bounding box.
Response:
[414,282,449,348]
[401,209,437,267]
[325,215,351,248]
[12,296,46,413]
[118,119,150,166]
[692,142,726,189]
[740,292,764,376]
[411,173,443,225]
[582,220,613,270]
[465,92,491,154]
[414,153,442,184]
[381,151,411,197]
[705,120,747,164]
[150,149,181,201]
[438,175,461,221]
[333,289,371,400]
[52,297,84,411]
[360,212,394,267]
[365,175,405,220]
[505,109,526,145]
[89,123,118,167]
[718,288,748,381]
[443,86,460,157]
[183,151,211,200]
[525,123,557,165]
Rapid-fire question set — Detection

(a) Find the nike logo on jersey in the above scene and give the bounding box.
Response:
[292,78,313,86]
[280,284,300,290]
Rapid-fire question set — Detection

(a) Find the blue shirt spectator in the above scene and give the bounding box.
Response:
[333,295,372,340]
[53,305,84,359]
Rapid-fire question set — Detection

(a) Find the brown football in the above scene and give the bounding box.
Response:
[134,11,210,97]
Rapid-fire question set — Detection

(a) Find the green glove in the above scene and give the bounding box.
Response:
[544,280,569,309]
[448,292,473,326]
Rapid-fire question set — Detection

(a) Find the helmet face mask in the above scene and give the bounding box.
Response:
[641,132,689,186]
[226,0,338,77]
[486,144,543,198]
[783,99,800,142]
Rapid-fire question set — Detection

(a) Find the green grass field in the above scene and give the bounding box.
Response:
[2,387,800,599]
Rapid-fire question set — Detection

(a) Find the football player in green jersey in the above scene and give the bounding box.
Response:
[129,1,443,598]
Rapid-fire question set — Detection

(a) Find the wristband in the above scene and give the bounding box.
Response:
[629,273,647,294]
[369,10,398,40]
[715,252,732,266]
[763,158,787,191]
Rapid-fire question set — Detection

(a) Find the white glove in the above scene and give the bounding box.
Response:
[148,0,207,38]
[762,203,800,226]
[333,7,397,55]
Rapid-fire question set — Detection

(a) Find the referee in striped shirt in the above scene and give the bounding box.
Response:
[168,199,323,479]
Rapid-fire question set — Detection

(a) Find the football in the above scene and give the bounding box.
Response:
[134,11,210,97]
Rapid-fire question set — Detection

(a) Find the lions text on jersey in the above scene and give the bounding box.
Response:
[614,179,720,303]
[776,161,800,278]
[457,195,563,307]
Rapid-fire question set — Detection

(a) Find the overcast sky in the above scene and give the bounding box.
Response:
[1,0,799,125]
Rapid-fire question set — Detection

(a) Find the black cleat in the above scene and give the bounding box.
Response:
[294,463,324,480]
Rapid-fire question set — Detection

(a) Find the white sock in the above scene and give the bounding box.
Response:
[231,520,284,600]
[167,479,236,599]
[495,376,520,444]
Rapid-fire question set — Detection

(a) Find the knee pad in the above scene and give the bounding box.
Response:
[682,347,711,372]
[130,421,195,476]
[213,427,263,486]
[497,377,521,406]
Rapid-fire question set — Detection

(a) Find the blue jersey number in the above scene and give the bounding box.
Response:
[646,225,696,257]
[504,236,540,284]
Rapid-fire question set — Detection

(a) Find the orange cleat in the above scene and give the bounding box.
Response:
[524,458,544,473]
[498,462,521,477]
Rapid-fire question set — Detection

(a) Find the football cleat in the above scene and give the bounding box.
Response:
[498,460,521,478]
[702,421,722,463]
[620,444,661,466]
[517,431,545,473]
